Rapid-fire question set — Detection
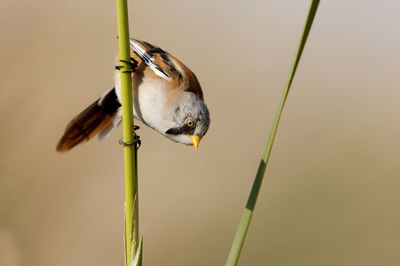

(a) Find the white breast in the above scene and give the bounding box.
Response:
[114,71,175,135]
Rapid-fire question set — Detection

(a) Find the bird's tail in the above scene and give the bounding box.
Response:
[56,88,121,152]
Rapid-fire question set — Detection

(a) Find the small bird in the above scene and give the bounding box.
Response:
[56,39,210,152]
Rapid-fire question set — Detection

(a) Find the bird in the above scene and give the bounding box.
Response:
[56,39,210,152]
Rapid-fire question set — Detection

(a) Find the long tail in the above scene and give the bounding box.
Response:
[56,88,121,152]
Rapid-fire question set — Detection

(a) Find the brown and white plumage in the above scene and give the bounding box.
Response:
[57,39,210,152]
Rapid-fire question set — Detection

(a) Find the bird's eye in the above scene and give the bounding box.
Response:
[187,119,194,127]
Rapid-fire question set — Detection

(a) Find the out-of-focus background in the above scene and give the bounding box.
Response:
[1,0,400,265]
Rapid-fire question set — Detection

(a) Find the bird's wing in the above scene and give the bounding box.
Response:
[130,39,203,99]
[130,39,175,80]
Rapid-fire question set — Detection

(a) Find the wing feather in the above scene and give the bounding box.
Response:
[129,39,203,99]
[130,39,170,80]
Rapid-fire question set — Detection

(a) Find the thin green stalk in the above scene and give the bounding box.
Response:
[225,1,320,265]
[115,1,139,266]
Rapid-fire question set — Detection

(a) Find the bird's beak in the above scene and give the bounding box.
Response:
[190,135,200,150]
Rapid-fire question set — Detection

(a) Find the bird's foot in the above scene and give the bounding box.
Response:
[133,125,141,149]
[119,135,141,150]
[115,57,138,73]
[134,134,141,149]
[119,125,141,150]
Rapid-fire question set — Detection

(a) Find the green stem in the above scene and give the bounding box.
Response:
[115,1,138,266]
[225,1,320,265]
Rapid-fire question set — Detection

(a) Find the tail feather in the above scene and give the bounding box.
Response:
[56,88,121,152]
[98,115,122,141]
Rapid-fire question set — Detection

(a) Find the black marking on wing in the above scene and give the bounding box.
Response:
[134,40,182,80]
[130,40,170,79]
[134,50,170,78]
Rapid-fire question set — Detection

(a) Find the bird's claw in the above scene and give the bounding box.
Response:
[119,134,141,150]
[115,57,138,73]
[118,124,141,149]
[123,69,136,73]
[134,134,141,149]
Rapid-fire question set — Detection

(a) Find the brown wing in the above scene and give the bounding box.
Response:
[130,39,204,99]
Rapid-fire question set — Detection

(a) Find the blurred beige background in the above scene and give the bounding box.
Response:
[1,0,400,265]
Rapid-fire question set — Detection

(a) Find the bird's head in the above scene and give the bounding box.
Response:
[165,91,210,150]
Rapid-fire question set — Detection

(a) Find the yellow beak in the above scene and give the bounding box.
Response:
[190,135,200,150]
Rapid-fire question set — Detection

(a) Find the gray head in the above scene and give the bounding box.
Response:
[165,92,210,149]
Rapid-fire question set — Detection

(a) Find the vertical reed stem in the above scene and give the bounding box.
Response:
[115,1,138,265]
[225,1,320,265]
